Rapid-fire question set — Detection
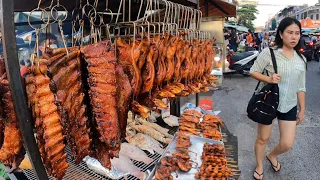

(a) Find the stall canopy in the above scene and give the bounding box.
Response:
[200,0,236,17]
[224,23,248,32]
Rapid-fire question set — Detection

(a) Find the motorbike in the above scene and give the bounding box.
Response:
[225,48,259,76]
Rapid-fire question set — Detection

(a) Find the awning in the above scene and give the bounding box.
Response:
[200,0,237,17]
[224,23,249,32]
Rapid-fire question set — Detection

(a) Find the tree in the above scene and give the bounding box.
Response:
[237,5,259,30]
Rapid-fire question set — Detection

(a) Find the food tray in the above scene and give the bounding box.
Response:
[148,134,224,180]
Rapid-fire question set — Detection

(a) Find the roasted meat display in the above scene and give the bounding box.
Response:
[200,114,223,141]
[0,58,25,172]
[195,143,232,179]
[116,33,217,118]
[155,132,193,180]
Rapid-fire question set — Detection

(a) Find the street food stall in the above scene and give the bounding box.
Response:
[199,0,237,84]
[0,0,239,179]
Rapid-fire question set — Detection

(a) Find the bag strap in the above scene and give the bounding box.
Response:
[254,48,277,91]
[269,48,278,73]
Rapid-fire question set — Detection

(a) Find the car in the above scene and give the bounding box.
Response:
[299,34,313,61]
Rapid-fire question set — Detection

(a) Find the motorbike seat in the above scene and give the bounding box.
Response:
[231,52,255,62]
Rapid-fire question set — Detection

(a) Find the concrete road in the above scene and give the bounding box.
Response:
[210,61,320,180]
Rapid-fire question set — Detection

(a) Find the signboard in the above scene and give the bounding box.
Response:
[300,19,320,29]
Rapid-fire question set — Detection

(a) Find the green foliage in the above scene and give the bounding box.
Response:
[237,5,259,30]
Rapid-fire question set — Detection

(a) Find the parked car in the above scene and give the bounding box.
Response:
[299,34,313,61]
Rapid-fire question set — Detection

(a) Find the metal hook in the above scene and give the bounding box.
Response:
[115,0,123,24]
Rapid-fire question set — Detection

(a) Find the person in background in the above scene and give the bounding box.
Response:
[25,59,32,67]
[37,33,59,55]
[261,32,269,49]
[269,32,276,44]
[259,33,264,42]
[254,33,262,51]
[229,29,238,52]
[20,60,27,77]
[311,34,317,44]
[224,28,230,47]
[246,30,253,51]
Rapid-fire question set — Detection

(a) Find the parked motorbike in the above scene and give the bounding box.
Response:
[225,48,259,76]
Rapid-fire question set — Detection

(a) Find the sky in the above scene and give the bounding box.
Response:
[253,0,319,27]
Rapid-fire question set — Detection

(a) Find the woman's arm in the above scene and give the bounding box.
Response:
[250,72,271,84]
[296,67,306,125]
[297,91,306,125]
[297,92,306,112]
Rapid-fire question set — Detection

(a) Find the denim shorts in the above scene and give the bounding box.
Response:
[277,106,297,121]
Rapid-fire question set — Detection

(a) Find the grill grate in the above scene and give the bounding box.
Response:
[22,126,178,180]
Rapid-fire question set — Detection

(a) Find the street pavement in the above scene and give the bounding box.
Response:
[210,61,320,180]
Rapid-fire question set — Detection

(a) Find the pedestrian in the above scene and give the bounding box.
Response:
[229,29,238,52]
[37,33,59,54]
[224,28,230,47]
[259,33,263,42]
[261,32,269,49]
[269,32,276,44]
[246,30,253,51]
[20,60,27,77]
[254,33,261,51]
[250,17,306,180]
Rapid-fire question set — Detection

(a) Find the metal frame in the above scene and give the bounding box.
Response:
[0,0,49,179]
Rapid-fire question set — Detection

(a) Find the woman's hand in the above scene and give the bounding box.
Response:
[296,111,305,125]
[269,73,281,84]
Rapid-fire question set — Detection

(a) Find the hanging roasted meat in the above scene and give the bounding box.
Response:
[141,43,155,94]
[131,40,143,96]
[117,37,134,81]
[43,48,92,164]
[164,35,179,82]
[0,58,25,172]
[173,38,185,82]
[154,36,166,88]
[181,44,192,81]
[25,63,68,179]
[116,65,132,140]
[81,41,122,168]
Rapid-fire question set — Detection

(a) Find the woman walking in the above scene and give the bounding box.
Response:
[249,17,306,180]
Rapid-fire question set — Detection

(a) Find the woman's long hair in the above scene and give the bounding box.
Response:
[275,17,304,59]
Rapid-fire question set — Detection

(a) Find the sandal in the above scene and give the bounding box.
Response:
[266,155,281,172]
[253,168,263,180]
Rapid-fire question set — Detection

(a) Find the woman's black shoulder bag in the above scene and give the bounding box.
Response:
[247,48,279,125]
